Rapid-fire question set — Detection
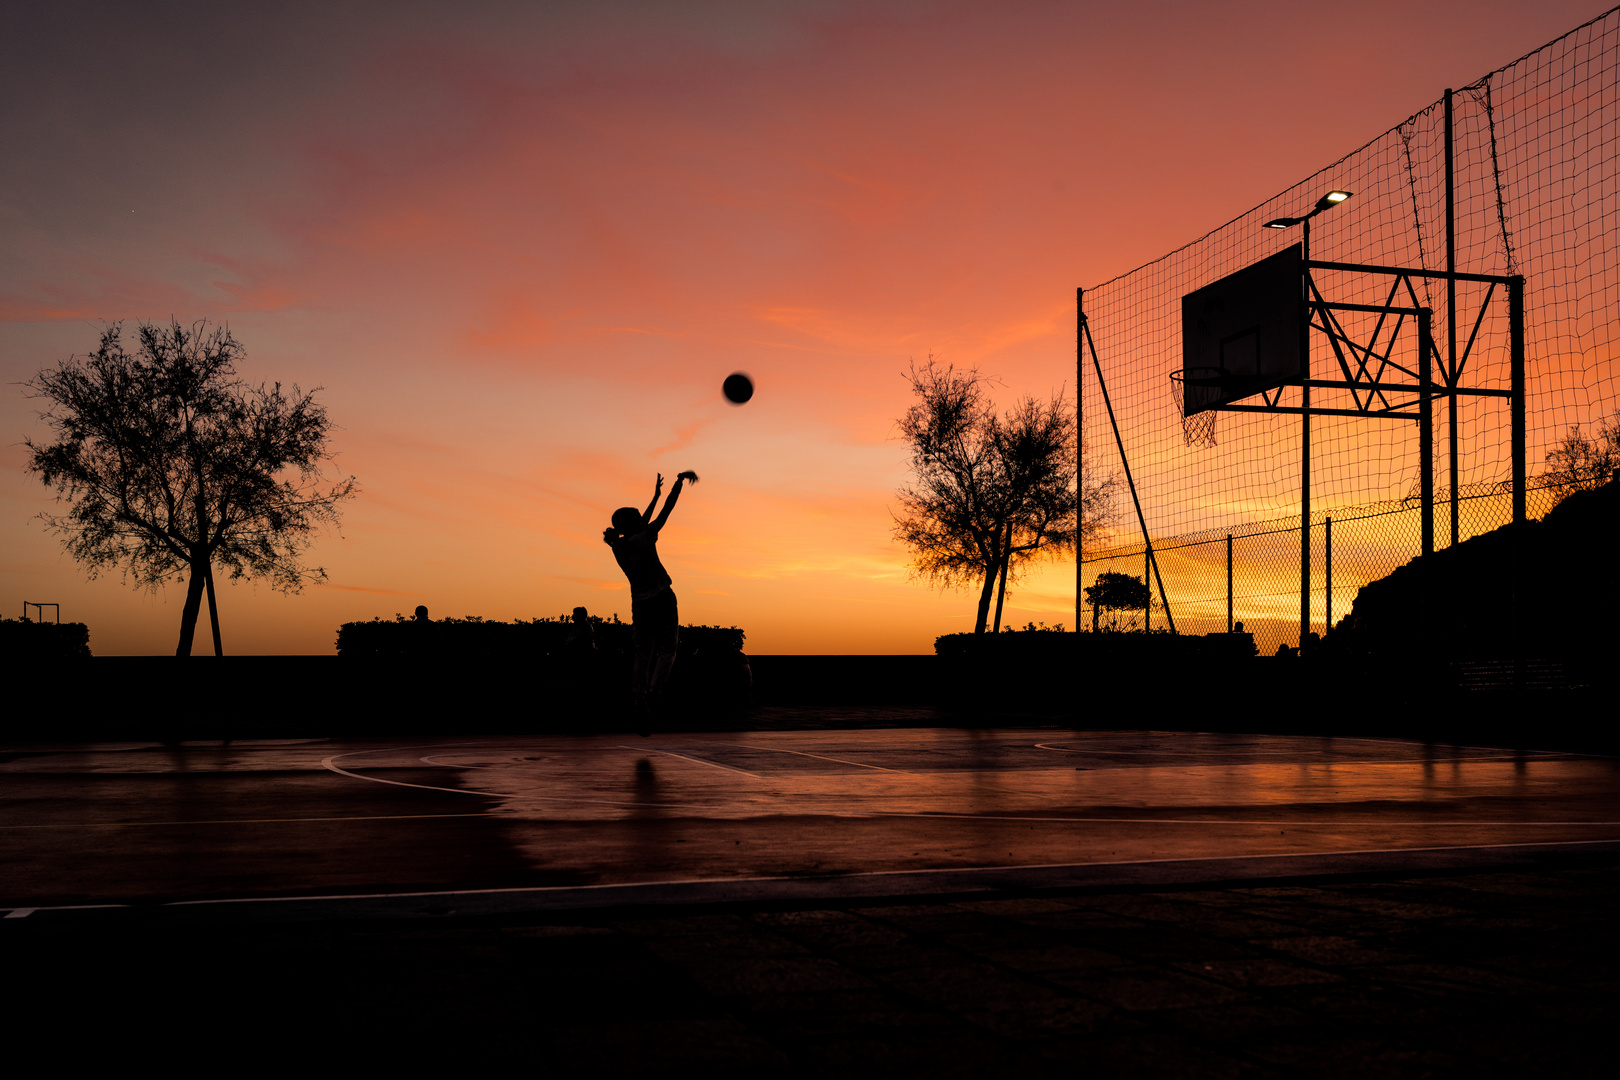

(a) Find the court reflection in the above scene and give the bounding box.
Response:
[7,731,1617,907]
[373,731,1620,887]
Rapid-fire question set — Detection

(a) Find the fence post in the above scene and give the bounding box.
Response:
[1143,548,1151,632]
[1446,87,1461,549]
[1420,308,1435,558]
[1226,534,1233,634]
[1325,517,1333,632]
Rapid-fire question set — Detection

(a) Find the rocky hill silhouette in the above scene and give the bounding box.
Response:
[1325,478,1616,682]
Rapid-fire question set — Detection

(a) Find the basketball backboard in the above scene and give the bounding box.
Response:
[1180,244,1303,415]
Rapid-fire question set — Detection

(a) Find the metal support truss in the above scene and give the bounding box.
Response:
[1211,258,1527,641]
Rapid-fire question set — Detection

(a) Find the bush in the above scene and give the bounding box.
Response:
[0,618,91,661]
[335,613,744,660]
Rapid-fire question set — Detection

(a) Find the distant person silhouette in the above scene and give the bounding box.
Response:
[603,471,698,722]
[411,604,431,656]
[564,606,596,654]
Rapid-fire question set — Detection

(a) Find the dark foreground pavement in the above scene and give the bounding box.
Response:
[11,855,1617,1078]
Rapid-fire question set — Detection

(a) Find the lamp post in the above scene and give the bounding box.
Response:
[1261,190,1351,650]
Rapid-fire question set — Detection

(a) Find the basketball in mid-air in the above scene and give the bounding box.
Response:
[722,372,754,404]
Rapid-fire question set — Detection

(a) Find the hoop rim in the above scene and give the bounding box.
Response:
[1171,366,1232,388]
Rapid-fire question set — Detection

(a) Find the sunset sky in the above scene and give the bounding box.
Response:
[1,0,1604,655]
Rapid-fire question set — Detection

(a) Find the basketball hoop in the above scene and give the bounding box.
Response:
[1169,369,1221,447]
[1170,366,1232,389]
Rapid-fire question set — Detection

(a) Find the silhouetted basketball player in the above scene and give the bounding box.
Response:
[603,470,698,720]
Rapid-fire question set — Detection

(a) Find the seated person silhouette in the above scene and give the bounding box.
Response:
[603,471,697,722]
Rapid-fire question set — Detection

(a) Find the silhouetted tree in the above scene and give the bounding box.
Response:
[1083,571,1150,632]
[893,358,1115,633]
[24,320,357,656]
[986,396,1120,631]
[1543,412,1619,503]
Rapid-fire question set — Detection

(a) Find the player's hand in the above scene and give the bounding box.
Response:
[677,470,699,484]
[655,473,664,491]
[602,527,616,544]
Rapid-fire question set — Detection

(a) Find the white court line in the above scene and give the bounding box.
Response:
[128,836,1620,910]
[5,908,36,918]
[0,813,495,831]
[891,813,1620,826]
[11,837,1620,921]
[733,744,896,771]
[615,746,764,778]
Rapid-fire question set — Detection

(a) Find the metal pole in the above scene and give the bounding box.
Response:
[1144,548,1151,632]
[1300,220,1312,648]
[1325,517,1333,632]
[1446,89,1460,548]
[1226,534,1233,634]
[1509,276,1526,525]
[1420,309,1435,557]
[1077,287,1084,636]
[1081,317,1176,633]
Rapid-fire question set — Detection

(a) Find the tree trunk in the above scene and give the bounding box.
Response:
[973,565,997,634]
[204,559,223,656]
[175,558,207,656]
[991,554,1010,633]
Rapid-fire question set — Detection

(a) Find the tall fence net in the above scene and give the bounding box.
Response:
[1079,7,1620,655]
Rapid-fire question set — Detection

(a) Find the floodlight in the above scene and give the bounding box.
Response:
[1263,217,1299,229]
[1315,190,1353,211]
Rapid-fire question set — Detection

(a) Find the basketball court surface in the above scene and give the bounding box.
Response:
[4,726,1618,920]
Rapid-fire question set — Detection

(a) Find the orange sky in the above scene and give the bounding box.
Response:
[1,0,1604,654]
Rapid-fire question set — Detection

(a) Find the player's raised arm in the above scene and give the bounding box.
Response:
[642,473,664,525]
[651,470,698,532]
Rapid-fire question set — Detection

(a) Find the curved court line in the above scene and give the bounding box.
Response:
[320,750,710,809]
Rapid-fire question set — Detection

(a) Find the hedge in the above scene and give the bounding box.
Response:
[335,613,745,661]
[0,618,92,661]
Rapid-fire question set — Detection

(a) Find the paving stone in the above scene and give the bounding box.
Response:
[751,908,897,938]
[677,954,876,997]
[1159,1001,1321,1043]
[947,896,1080,916]
[1054,964,1253,1011]
[1247,1034,1470,1078]
[956,994,1127,1039]
[1031,1030,1266,1079]
[1252,934,1417,967]
[1172,956,1344,987]
[971,942,1133,972]
[1355,960,1564,998]
[546,1017,791,1075]
[879,960,1061,1009]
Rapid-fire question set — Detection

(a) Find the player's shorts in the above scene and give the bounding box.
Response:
[632,587,679,656]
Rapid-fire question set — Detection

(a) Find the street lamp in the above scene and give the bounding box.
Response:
[1264,190,1352,229]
